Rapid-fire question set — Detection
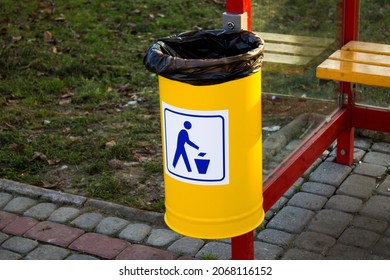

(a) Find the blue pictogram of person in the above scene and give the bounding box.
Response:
[173,121,199,172]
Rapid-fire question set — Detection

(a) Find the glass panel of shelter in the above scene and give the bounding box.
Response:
[354,0,389,109]
[251,0,341,177]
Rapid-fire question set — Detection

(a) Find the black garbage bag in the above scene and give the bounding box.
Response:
[143,29,264,86]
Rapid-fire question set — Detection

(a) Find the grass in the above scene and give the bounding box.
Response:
[0,0,388,212]
[0,0,222,211]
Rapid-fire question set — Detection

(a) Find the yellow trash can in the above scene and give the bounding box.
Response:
[144,30,264,239]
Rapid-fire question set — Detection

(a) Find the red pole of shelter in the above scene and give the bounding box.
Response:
[336,0,360,165]
[226,0,254,260]
[226,0,252,31]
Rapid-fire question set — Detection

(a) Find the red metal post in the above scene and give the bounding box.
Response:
[231,231,254,260]
[225,0,252,30]
[337,0,360,165]
[227,0,254,260]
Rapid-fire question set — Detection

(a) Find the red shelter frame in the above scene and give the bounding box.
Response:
[227,0,390,260]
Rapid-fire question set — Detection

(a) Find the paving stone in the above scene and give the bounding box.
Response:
[256,229,295,248]
[354,138,372,151]
[325,195,363,213]
[146,229,181,247]
[293,231,336,255]
[69,232,129,259]
[282,185,297,199]
[283,178,305,199]
[3,197,37,214]
[167,237,205,256]
[2,216,39,236]
[360,195,390,222]
[266,206,314,234]
[338,227,380,249]
[352,216,388,234]
[337,174,377,199]
[303,158,323,178]
[96,216,129,236]
[372,142,390,154]
[309,162,352,186]
[270,196,288,212]
[353,162,387,178]
[0,232,9,243]
[195,242,231,260]
[1,236,38,255]
[71,212,104,231]
[363,152,390,167]
[25,245,70,260]
[366,254,388,260]
[265,210,274,221]
[48,207,81,223]
[0,193,13,208]
[353,148,366,162]
[325,243,369,260]
[307,209,353,238]
[116,244,177,260]
[282,248,323,260]
[384,227,390,237]
[66,253,99,260]
[23,202,57,220]
[254,241,284,260]
[0,249,22,260]
[118,223,152,242]
[287,192,328,210]
[372,237,390,257]
[376,175,390,197]
[301,182,336,198]
[24,221,84,247]
[0,211,18,230]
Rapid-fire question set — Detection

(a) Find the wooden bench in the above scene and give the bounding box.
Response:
[256,32,336,73]
[316,41,390,87]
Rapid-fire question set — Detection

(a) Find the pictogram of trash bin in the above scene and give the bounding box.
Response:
[144,30,264,239]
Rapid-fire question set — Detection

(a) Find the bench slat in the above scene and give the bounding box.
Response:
[329,50,390,67]
[266,42,324,56]
[263,53,313,66]
[257,32,335,47]
[316,59,390,87]
[342,41,390,55]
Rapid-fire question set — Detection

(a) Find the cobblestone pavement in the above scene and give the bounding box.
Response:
[1,137,390,260]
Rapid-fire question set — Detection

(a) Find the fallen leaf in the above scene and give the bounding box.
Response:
[41,181,58,189]
[30,152,60,165]
[55,14,66,21]
[12,35,22,43]
[47,158,61,165]
[105,140,116,148]
[51,46,60,54]
[40,7,53,15]
[43,31,53,42]
[59,91,74,105]
[30,152,48,162]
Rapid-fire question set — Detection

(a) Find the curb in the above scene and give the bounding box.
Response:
[0,179,165,226]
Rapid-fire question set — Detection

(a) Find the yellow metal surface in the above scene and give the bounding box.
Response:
[329,50,390,67]
[158,73,264,239]
[316,59,390,87]
[316,41,390,88]
[342,41,390,55]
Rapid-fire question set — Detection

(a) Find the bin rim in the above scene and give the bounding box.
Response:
[144,29,264,86]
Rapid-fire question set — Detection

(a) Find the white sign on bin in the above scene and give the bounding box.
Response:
[162,102,229,185]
